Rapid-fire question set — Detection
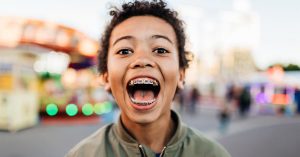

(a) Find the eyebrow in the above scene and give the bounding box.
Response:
[152,35,173,44]
[112,36,133,46]
[112,34,174,46]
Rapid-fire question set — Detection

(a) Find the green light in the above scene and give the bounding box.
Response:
[66,104,78,116]
[94,103,104,115]
[46,103,58,116]
[82,103,94,116]
[94,103,108,115]
[94,101,113,115]
[103,101,113,113]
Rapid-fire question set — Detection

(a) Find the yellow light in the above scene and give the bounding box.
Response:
[61,68,77,88]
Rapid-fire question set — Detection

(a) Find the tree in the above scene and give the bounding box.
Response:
[283,64,300,71]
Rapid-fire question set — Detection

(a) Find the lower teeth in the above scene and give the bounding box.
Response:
[130,98,156,106]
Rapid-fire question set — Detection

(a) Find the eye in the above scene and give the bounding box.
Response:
[153,48,169,54]
[117,49,133,55]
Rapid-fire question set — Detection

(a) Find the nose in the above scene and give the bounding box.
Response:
[129,52,155,69]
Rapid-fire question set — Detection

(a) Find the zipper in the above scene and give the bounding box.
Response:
[159,146,167,157]
[138,144,147,157]
[138,144,167,157]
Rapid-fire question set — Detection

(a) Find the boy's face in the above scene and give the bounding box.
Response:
[102,16,185,124]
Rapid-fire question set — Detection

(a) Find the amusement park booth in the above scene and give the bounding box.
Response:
[0,49,39,131]
[0,16,99,129]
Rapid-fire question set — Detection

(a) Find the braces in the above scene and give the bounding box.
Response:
[129,78,158,86]
[130,97,156,106]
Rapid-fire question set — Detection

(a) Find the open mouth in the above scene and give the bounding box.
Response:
[127,77,160,106]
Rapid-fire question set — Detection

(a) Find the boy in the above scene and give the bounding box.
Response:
[66,0,231,156]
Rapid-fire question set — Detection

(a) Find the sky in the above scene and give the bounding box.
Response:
[1,0,300,69]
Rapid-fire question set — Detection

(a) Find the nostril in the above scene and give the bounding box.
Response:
[145,63,153,67]
[130,58,154,68]
[133,63,153,68]
[132,62,146,68]
[133,64,143,68]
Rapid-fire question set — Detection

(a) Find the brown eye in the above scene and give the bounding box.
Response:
[117,49,133,55]
[153,48,169,54]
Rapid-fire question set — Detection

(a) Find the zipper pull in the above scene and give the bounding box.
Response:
[138,144,147,157]
[159,146,167,157]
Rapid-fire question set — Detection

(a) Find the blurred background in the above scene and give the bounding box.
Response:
[0,0,300,157]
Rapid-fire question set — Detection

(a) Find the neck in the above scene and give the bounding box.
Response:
[122,111,175,153]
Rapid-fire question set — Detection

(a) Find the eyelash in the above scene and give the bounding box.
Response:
[116,48,133,55]
[153,48,169,54]
[116,47,169,55]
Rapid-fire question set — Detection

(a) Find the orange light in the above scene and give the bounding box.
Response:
[272,94,289,105]
[77,39,98,57]
[267,65,284,83]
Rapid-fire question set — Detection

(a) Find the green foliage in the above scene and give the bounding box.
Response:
[283,64,300,71]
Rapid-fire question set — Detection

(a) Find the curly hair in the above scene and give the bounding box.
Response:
[98,0,191,74]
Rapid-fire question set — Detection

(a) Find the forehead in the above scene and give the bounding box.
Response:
[110,15,177,44]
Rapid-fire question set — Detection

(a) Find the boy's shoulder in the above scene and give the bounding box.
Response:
[183,126,231,157]
[65,124,114,157]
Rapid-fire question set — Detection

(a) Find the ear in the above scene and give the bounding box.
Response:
[177,68,185,90]
[99,72,111,92]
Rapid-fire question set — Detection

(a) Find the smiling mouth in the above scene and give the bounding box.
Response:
[127,77,160,106]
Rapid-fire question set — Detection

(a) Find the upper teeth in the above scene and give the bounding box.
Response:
[129,78,158,86]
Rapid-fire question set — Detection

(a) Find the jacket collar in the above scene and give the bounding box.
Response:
[112,110,187,147]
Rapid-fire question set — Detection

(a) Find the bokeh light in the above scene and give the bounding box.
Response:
[82,103,94,116]
[46,103,58,116]
[94,101,113,115]
[103,101,113,113]
[66,104,78,116]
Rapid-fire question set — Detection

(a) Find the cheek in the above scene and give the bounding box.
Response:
[162,63,180,87]
[108,69,125,105]
[107,58,125,89]
[161,57,180,78]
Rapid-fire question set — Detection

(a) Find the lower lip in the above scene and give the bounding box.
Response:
[130,101,157,111]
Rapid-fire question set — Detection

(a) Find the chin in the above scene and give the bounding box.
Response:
[129,109,160,124]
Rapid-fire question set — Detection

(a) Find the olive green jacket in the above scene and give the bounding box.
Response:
[65,111,231,157]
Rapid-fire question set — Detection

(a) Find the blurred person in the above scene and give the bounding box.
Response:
[238,85,252,118]
[225,83,240,112]
[255,85,268,105]
[225,83,235,102]
[189,85,201,114]
[254,85,273,115]
[65,0,230,157]
[218,104,231,134]
[294,87,300,115]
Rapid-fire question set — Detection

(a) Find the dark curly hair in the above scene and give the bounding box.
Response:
[98,0,191,74]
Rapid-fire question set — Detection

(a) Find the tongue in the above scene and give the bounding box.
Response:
[133,90,155,101]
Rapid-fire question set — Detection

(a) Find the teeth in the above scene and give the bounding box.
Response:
[128,77,159,106]
[129,78,158,86]
[130,97,156,106]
